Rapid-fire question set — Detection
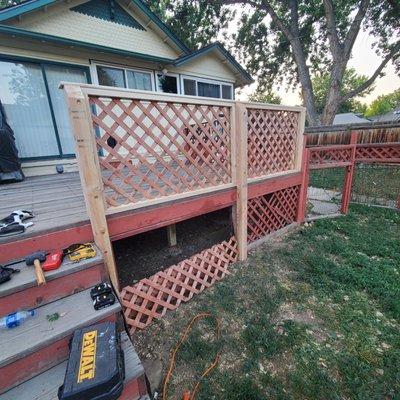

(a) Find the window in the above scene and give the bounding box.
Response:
[222,85,232,100]
[156,73,178,94]
[97,66,125,88]
[197,81,220,98]
[183,79,196,96]
[96,64,152,91]
[182,76,233,99]
[0,59,88,159]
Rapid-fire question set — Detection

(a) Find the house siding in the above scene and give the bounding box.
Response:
[12,1,179,59]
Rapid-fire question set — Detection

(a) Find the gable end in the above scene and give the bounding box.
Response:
[71,0,144,30]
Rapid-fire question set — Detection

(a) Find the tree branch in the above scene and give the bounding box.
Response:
[323,0,342,58]
[343,0,370,59]
[340,41,400,103]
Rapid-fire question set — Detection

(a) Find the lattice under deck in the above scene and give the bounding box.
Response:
[247,186,300,243]
[89,96,232,209]
[121,237,238,334]
[247,108,299,178]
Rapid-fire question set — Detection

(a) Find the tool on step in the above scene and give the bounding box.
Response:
[0,261,20,284]
[63,243,96,263]
[58,322,125,400]
[25,251,46,285]
[42,250,64,272]
[93,292,116,310]
[90,282,112,299]
[0,210,34,237]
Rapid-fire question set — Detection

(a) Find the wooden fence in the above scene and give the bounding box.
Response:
[62,83,400,332]
[62,83,306,328]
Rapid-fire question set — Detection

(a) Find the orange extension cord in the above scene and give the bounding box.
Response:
[162,313,221,400]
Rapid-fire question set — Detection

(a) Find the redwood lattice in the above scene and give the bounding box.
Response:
[247,108,299,178]
[121,237,238,333]
[247,186,300,243]
[89,96,232,209]
[355,143,400,163]
[309,146,352,169]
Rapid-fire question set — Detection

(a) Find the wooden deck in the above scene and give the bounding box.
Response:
[0,173,87,245]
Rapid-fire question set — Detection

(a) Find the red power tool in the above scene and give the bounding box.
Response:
[42,251,64,272]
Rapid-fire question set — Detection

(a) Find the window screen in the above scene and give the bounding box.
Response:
[97,66,125,88]
[183,79,196,95]
[127,70,152,91]
[197,82,220,98]
[222,84,233,99]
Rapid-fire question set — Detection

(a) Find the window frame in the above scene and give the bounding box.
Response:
[180,75,235,100]
[0,54,91,161]
[91,61,155,91]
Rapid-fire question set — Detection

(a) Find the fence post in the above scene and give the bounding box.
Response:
[234,102,248,261]
[296,146,310,222]
[63,84,120,291]
[341,131,358,214]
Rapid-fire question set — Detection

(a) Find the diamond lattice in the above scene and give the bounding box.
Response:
[247,108,299,178]
[247,186,300,243]
[89,96,232,209]
[121,237,238,333]
[309,147,352,168]
[355,143,400,163]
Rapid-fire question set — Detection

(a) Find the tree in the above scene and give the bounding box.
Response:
[230,0,400,126]
[365,88,400,117]
[146,0,233,50]
[248,88,282,104]
[312,68,372,115]
[0,0,18,8]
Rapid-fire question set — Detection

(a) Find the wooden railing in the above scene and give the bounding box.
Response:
[62,83,306,289]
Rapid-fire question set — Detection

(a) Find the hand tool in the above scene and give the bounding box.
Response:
[25,251,46,285]
[63,243,96,263]
[42,250,64,272]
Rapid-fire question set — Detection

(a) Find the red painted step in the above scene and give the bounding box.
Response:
[0,332,148,400]
[0,289,120,394]
[0,249,105,315]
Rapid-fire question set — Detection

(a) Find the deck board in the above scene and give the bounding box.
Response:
[0,173,88,244]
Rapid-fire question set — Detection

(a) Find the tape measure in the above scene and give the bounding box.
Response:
[63,243,96,263]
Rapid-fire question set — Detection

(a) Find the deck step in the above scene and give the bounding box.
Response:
[0,288,121,394]
[0,248,105,315]
[0,332,148,400]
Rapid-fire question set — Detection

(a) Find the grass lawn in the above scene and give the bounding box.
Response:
[133,205,400,400]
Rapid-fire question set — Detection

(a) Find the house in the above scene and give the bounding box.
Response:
[333,112,370,125]
[0,0,252,175]
[370,106,400,123]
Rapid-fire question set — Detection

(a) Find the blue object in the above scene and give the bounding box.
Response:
[0,310,35,329]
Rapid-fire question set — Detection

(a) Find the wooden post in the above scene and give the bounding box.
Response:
[235,103,248,261]
[294,108,306,172]
[167,224,177,247]
[62,84,120,291]
[296,146,310,222]
[341,131,357,214]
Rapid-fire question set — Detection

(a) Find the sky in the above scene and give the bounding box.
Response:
[236,24,400,107]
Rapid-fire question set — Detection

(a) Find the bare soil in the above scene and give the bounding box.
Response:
[114,208,233,288]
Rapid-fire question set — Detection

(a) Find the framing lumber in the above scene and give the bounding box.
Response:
[63,84,120,291]
[166,224,177,247]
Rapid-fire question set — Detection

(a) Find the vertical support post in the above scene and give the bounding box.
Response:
[167,224,177,247]
[341,131,357,214]
[235,103,248,261]
[63,84,120,291]
[296,146,310,222]
[294,108,306,172]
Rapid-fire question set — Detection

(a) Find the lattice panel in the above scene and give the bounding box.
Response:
[355,144,400,163]
[309,147,352,168]
[247,186,300,243]
[247,108,299,178]
[121,237,238,333]
[89,96,232,208]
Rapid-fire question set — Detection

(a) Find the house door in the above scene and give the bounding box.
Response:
[0,58,89,160]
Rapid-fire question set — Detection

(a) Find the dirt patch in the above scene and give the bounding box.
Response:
[114,208,233,287]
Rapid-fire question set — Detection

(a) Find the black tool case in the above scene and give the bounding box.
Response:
[58,322,125,400]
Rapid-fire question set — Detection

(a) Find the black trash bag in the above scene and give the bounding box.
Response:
[0,99,25,183]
